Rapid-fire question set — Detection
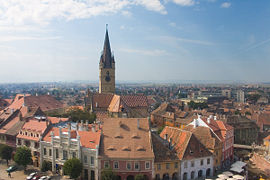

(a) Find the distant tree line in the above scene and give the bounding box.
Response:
[188,101,208,110]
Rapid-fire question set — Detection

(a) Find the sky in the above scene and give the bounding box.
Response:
[0,0,270,83]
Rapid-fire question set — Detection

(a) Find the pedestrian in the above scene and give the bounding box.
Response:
[8,172,11,178]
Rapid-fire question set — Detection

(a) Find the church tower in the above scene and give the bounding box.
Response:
[99,25,115,94]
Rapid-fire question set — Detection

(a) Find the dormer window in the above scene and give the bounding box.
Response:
[136,146,145,151]
[107,146,116,151]
[132,133,139,139]
[122,146,130,151]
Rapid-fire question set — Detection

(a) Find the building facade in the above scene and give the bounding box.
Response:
[40,123,101,180]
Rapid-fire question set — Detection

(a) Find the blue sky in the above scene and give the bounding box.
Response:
[0,0,270,83]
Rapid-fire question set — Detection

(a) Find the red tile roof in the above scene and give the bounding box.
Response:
[47,116,69,124]
[160,126,212,160]
[99,118,154,159]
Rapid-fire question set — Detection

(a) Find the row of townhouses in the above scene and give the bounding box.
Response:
[0,93,234,180]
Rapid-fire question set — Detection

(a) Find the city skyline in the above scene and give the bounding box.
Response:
[0,0,270,83]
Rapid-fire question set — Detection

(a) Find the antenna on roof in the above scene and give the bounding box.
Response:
[106,24,108,30]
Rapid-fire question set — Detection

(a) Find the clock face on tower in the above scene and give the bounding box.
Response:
[105,71,111,82]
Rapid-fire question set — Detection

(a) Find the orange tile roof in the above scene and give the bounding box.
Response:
[47,116,69,124]
[0,114,25,136]
[99,118,154,159]
[21,119,48,133]
[78,130,101,149]
[160,126,212,160]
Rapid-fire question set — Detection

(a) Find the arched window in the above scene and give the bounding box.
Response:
[191,171,195,179]
[163,173,169,180]
[172,172,178,180]
[206,168,211,177]
[198,170,203,178]
[183,172,187,180]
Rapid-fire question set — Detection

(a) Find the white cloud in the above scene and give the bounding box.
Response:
[119,48,168,56]
[177,37,215,45]
[121,10,132,17]
[221,2,231,8]
[0,35,61,42]
[172,0,195,6]
[169,22,176,27]
[0,0,167,27]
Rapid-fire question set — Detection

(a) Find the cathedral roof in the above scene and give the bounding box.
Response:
[100,25,115,68]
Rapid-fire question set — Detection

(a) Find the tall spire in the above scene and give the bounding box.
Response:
[100,24,114,68]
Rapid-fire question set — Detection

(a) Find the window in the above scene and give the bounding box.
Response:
[31,133,33,137]
[72,152,76,158]
[90,156,94,165]
[200,159,204,166]
[175,162,178,169]
[166,163,170,170]
[25,132,27,136]
[63,150,68,160]
[191,161,194,167]
[134,162,140,170]
[145,161,150,169]
[126,162,131,170]
[114,161,119,169]
[157,164,161,170]
[184,161,188,168]
[43,148,47,155]
[49,149,52,156]
[104,161,109,168]
[191,171,195,179]
[207,158,210,164]
[18,139,21,145]
[84,155,88,164]
[34,142,39,149]
[56,149,59,158]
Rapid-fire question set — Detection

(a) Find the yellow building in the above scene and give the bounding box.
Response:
[263,135,270,153]
[152,133,180,180]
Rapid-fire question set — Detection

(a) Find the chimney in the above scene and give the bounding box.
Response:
[214,116,217,121]
[50,131,54,142]
[92,124,96,132]
[59,127,62,136]
[10,108,14,114]
[68,122,71,131]
[96,102,98,108]
[85,121,89,131]
[207,117,210,124]
[79,120,83,131]
[164,134,168,141]
[137,119,140,129]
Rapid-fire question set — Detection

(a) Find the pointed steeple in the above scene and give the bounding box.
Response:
[100,24,114,68]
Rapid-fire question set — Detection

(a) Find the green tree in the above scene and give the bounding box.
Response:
[135,174,146,180]
[157,125,165,135]
[101,168,117,180]
[0,144,13,165]
[14,146,32,170]
[41,160,52,172]
[63,158,82,179]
